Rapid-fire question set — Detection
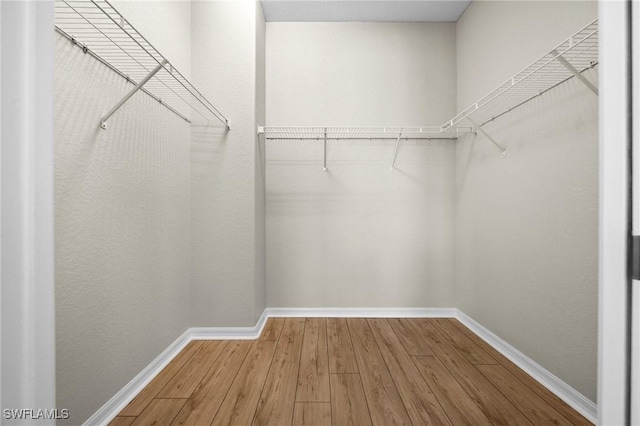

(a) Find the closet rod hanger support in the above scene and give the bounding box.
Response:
[323,127,328,172]
[468,118,507,158]
[551,49,598,96]
[100,59,168,130]
[391,129,402,170]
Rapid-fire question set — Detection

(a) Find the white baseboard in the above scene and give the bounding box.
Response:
[455,310,597,424]
[86,307,597,425]
[84,311,269,425]
[83,328,192,426]
[190,309,269,340]
[266,307,457,318]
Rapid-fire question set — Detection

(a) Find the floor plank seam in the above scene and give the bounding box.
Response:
[126,341,204,418]
[290,319,306,404]
[408,354,457,426]
[206,341,256,426]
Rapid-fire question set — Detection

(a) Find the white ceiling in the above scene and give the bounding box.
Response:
[260,0,472,22]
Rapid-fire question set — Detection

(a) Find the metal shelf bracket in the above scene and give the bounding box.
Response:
[56,0,229,130]
[468,118,507,158]
[551,49,599,96]
[323,127,328,171]
[100,59,167,129]
[441,19,598,130]
[391,129,403,169]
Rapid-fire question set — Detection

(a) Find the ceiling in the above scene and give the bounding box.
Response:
[260,0,472,22]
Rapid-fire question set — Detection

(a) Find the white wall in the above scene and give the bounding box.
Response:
[54,2,192,423]
[265,23,457,307]
[191,0,265,326]
[455,0,598,402]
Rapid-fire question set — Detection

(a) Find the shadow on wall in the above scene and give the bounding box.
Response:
[456,67,599,187]
[191,123,231,177]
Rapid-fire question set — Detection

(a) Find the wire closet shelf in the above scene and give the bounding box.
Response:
[54,0,229,130]
[258,126,472,141]
[442,19,598,131]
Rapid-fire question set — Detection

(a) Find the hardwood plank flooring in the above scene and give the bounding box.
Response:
[157,340,226,399]
[409,318,534,426]
[477,364,574,425]
[448,318,593,426]
[293,403,332,426]
[108,417,136,426]
[347,318,412,425]
[211,341,277,426]
[412,355,492,426]
[330,374,372,426]
[252,318,305,426]
[367,318,450,425]
[259,318,285,341]
[387,318,434,356]
[327,318,358,374]
[296,318,330,402]
[115,318,591,425]
[131,399,186,426]
[432,318,497,365]
[119,341,203,416]
[172,341,252,425]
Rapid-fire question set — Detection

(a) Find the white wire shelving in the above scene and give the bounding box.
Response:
[54,0,229,130]
[441,19,598,131]
[258,126,471,141]
[258,126,472,170]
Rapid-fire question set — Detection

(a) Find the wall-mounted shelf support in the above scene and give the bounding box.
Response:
[256,126,470,170]
[442,19,598,131]
[468,118,507,158]
[391,129,403,170]
[56,0,229,130]
[100,60,167,129]
[551,49,599,96]
[323,128,328,171]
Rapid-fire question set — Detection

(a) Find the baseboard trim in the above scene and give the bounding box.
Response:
[83,328,192,426]
[455,310,597,424]
[86,307,597,425]
[190,309,269,340]
[266,307,457,318]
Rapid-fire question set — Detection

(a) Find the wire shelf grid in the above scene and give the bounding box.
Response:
[55,0,229,129]
[260,126,471,140]
[442,19,598,130]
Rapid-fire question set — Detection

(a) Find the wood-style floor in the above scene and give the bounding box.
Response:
[111,318,591,426]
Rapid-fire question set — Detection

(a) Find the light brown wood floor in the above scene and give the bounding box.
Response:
[110,318,591,426]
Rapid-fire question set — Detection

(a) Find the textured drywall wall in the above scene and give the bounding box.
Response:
[455,1,598,402]
[265,23,457,307]
[255,5,267,317]
[54,2,192,423]
[191,0,265,326]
